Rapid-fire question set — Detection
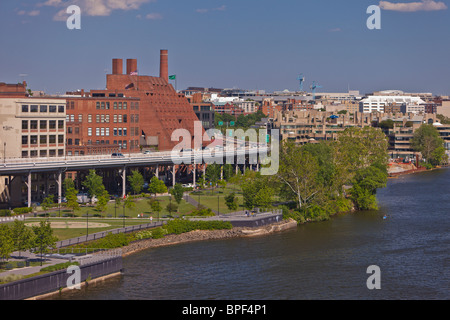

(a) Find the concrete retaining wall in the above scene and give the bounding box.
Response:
[0,257,122,300]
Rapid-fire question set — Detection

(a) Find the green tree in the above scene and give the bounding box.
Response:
[96,189,110,213]
[224,192,238,211]
[41,195,55,211]
[0,224,14,262]
[241,172,274,211]
[11,220,34,258]
[205,163,221,190]
[276,141,321,209]
[31,220,58,266]
[148,176,168,197]
[411,124,447,166]
[82,169,105,203]
[149,199,163,220]
[166,201,178,215]
[63,178,75,193]
[349,165,388,210]
[66,187,80,214]
[170,183,184,204]
[128,170,144,195]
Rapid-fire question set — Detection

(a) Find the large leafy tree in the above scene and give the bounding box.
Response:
[148,176,168,197]
[82,169,106,203]
[411,124,447,166]
[276,141,321,210]
[170,183,185,204]
[0,224,14,262]
[128,170,144,195]
[11,220,34,258]
[31,220,58,266]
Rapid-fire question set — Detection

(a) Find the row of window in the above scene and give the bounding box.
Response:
[22,135,65,145]
[22,149,64,158]
[87,127,129,137]
[65,114,139,123]
[22,120,64,130]
[22,105,65,113]
[95,101,140,110]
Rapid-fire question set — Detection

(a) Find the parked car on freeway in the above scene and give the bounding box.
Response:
[111,153,124,158]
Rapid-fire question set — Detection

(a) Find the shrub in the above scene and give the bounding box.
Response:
[188,207,215,217]
[151,227,167,239]
[0,209,11,217]
[17,261,25,268]
[41,262,79,272]
[97,232,130,248]
[164,219,232,235]
[12,207,32,215]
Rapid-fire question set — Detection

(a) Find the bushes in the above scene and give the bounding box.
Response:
[13,207,32,215]
[188,207,215,217]
[0,209,11,217]
[97,232,130,248]
[41,261,79,272]
[165,219,232,235]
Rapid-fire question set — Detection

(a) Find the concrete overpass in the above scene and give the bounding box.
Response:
[0,145,269,207]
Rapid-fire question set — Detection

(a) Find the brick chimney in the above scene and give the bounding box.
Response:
[160,49,168,82]
[126,59,138,75]
[112,59,123,75]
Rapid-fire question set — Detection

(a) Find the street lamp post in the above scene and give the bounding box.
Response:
[86,210,89,240]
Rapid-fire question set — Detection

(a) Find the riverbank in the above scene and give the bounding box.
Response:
[120,218,298,257]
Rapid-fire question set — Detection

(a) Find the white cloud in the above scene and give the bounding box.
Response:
[196,5,226,14]
[379,0,448,12]
[145,13,162,20]
[17,10,41,16]
[39,0,155,20]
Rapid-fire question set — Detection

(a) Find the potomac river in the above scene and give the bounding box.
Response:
[52,168,449,300]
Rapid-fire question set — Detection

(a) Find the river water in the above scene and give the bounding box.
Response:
[54,169,449,300]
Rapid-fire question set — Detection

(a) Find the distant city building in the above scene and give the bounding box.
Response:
[360,96,425,113]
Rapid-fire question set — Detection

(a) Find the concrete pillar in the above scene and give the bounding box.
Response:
[57,171,62,204]
[122,166,126,198]
[26,172,31,208]
[172,165,176,187]
[193,165,196,186]
[155,164,159,178]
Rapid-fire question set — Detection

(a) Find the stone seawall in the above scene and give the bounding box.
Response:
[121,219,298,257]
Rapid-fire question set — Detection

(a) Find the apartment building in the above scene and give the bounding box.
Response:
[360,96,425,113]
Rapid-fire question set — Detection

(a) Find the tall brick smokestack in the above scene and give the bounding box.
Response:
[112,59,123,75]
[126,59,138,75]
[160,49,168,82]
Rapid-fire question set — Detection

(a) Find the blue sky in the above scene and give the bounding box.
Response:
[0,0,449,95]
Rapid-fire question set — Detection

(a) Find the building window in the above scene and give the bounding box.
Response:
[118,102,122,110]
[118,128,122,136]
[58,120,64,129]
[75,127,79,134]
[135,115,139,123]
[49,135,56,144]
[88,114,92,123]
[118,115,122,123]
[114,102,117,110]
[58,135,64,143]
[96,115,100,123]
[40,105,48,112]
[113,128,117,136]
[67,139,72,145]
[78,114,83,122]
[67,127,73,134]
[123,128,127,136]
[40,150,47,157]
[135,102,139,110]
[101,128,105,136]
[30,105,38,112]
[22,136,28,145]
[96,102,100,109]
[30,120,38,130]
[106,102,110,110]
[88,127,92,136]
[40,135,47,144]
[101,115,105,123]
[106,128,110,136]
[58,149,64,156]
[40,120,47,130]
[30,135,38,145]
[114,115,117,123]
[123,102,127,110]
[101,102,105,109]
[96,128,100,136]
[49,105,57,113]
[22,120,28,130]
[123,115,127,123]
[22,105,29,112]
[105,115,110,123]
[22,151,28,158]
[58,105,65,113]
[75,139,80,145]
[49,120,56,129]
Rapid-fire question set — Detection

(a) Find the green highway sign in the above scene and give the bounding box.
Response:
[218,121,224,126]
[230,121,235,126]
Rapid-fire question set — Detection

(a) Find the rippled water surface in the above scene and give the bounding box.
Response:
[54,169,450,300]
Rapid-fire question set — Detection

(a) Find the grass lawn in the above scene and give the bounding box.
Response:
[192,184,245,214]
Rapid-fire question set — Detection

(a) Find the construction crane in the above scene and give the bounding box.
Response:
[297,73,305,92]
[310,81,322,100]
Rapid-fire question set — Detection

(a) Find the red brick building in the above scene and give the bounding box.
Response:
[65,50,203,155]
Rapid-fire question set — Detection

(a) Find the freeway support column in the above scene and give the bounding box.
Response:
[121,166,126,198]
[172,165,176,187]
[193,164,196,187]
[56,171,62,204]
[25,172,31,208]
[155,164,159,179]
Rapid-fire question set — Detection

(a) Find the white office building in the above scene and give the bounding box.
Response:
[359,96,425,113]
